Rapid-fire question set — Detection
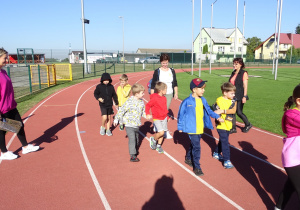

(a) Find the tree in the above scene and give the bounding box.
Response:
[296,24,300,34]
[202,44,208,54]
[62,58,69,63]
[246,37,262,61]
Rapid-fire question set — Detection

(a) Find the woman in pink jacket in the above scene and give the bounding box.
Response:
[275,84,300,209]
[0,48,39,160]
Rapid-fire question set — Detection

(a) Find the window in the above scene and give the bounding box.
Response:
[270,52,273,58]
[230,47,234,52]
[284,44,288,49]
[239,38,242,43]
[238,47,242,52]
[204,38,207,43]
[218,46,224,52]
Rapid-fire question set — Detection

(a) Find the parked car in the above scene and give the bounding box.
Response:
[297,59,300,64]
[139,56,160,63]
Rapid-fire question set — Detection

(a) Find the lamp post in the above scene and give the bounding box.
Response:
[209,0,217,74]
[272,0,280,74]
[290,32,293,64]
[119,16,124,66]
[191,0,194,75]
[81,0,89,73]
[241,1,246,58]
[274,0,283,80]
[234,0,239,58]
[198,0,203,77]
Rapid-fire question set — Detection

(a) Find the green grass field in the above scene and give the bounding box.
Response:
[176,67,300,136]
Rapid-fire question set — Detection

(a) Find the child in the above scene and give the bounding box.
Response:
[94,73,119,136]
[146,82,169,154]
[212,82,237,169]
[275,84,300,210]
[177,78,223,176]
[116,74,131,131]
[113,83,149,162]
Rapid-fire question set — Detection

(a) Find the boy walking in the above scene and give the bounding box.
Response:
[116,74,131,131]
[114,83,149,162]
[146,82,169,154]
[212,82,237,169]
[94,73,119,136]
[177,78,223,176]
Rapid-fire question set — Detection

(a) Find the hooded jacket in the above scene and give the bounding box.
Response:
[145,93,169,120]
[94,73,118,107]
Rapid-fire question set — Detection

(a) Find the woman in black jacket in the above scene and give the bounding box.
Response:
[228,58,252,133]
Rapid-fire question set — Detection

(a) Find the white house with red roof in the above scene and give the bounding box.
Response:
[254,33,300,59]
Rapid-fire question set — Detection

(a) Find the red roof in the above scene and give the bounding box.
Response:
[276,33,300,48]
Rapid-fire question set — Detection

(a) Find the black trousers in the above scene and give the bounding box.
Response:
[232,100,250,129]
[0,108,28,153]
[276,165,300,209]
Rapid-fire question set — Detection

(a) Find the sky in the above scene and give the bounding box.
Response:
[1,0,299,58]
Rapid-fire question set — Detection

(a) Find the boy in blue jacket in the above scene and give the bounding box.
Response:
[177,78,223,176]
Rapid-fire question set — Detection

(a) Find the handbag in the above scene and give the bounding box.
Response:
[0,118,22,133]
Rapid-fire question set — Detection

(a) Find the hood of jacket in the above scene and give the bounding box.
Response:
[101,73,112,83]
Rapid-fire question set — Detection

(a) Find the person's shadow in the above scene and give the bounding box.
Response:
[232,141,298,209]
[173,130,190,155]
[142,175,185,210]
[30,113,84,146]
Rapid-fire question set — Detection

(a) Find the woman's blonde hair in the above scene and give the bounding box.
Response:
[154,82,167,93]
[0,48,8,57]
[131,83,144,95]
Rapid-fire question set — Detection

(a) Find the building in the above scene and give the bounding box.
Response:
[254,33,300,60]
[136,48,190,55]
[69,51,117,63]
[194,28,248,62]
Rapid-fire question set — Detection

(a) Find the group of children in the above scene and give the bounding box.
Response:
[94,73,238,176]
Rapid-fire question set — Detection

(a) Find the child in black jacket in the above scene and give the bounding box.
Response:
[94,73,119,136]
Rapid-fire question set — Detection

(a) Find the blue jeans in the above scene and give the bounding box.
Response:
[214,129,230,161]
[186,134,202,169]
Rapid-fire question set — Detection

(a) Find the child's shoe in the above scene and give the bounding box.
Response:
[100,126,105,135]
[156,146,164,154]
[119,124,124,131]
[242,123,252,133]
[193,168,204,176]
[130,155,140,162]
[149,137,157,150]
[229,128,237,134]
[184,158,193,167]
[106,130,112,136]
[22,144,39,154]
[212,152,223,161]
[223,160,234,169]
[0,151,18,160]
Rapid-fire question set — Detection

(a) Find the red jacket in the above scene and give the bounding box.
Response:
[145,93,169,120]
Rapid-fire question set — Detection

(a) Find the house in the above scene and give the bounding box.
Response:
[194,28,248,62]
[254,33,300,60]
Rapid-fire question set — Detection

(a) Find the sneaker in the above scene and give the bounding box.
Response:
[184,158,193,167]
[229,128,237,134]
[119,124,124,131]
[106,130,112,136]
[0,151,18,160]
[130,156,140,162]
[156,146,164,154]
[212,152,223,161]
[164,131,173,139]
[242,123,252,133]
[22,144,39,154]
[193,168,204,176]
[223,160,234,169]
[149,137,157,150]
[100,126,105,135]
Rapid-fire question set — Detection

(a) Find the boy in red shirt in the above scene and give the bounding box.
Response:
[146,82,169,154]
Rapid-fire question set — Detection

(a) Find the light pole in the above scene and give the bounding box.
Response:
[290,32,293,64]
[119,16,124,65]
[209,0,217,74]
[191,0,194,75]
[272,0,280,74]
[241,1,246,58]
[234,0,239,58]
[274,0,283,80]
[198,0,203,77]
[81,0,89,73]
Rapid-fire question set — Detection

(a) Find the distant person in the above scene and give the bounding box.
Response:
[275,84,300,210]
[150,53,178,139]
[212,82,237,169]
[94,73,118,136]
[116,74,131,131]
[177,78,223,176]
[0,48,39,160]
[229,58,252,133]
[114,83,150,162]
[146,82,169,154]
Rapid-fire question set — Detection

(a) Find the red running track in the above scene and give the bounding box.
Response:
[0,70,299,209]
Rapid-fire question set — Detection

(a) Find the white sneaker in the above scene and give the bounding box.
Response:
[0,151,18,160]
[164,131,173,139]
[22,144,39,154]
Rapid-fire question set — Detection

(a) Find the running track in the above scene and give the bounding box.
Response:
[0,69,299,209]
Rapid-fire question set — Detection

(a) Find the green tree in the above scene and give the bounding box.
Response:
[296,24,300,34]
[202,44,208,54]
[62,58,69,63]
[246,37,262,61]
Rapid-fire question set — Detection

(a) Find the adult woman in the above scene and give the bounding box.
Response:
[0,48,39,160]
[150,53,178,139]
[228,58,252,133]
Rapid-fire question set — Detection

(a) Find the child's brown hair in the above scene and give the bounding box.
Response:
[221,82,236,93]
[284,84,300,111]
[154,82,167,93]
[119,74,128,81]
[131,83,145,95]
